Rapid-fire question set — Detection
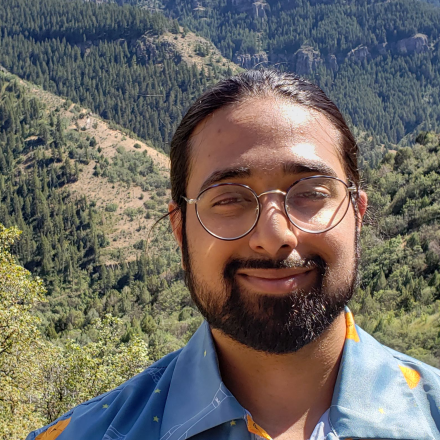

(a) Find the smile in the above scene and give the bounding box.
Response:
[236,268,314,295]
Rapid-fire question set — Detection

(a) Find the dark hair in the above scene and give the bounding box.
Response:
[170,68,360,225]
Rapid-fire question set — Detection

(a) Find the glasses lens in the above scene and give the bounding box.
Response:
[286,177,349,232]
[196,185,258,239]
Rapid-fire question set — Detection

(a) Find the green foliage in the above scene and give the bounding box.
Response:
[0,225,46,437]
[105,203,119,212]
[350,132,440,366]
[0,0,224,153]
[101,147,168,191]
[2,0,440,430]
[0,74,196,375]
[0,224,150,437]
[40,314,150,423]
[164,0,440,150]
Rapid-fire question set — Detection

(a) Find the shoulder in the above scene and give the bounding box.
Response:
[384,343,440,386]
[26,349,182,440]
[358,325,440,385]
[357,326,440,434]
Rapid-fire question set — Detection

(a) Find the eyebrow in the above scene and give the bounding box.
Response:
[282,160,338,178]
[200,167,251,192]
[199,160,338,193]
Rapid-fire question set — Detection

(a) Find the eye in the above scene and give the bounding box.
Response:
[289,187,331,204]
[211,194,252,207]
[294,190,330,200]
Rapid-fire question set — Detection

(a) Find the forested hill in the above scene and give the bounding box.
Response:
[160,0,440,148]
[0,70,197,359]
[0,0,237,153]
[353,133,440,366]
[1,0,440,161]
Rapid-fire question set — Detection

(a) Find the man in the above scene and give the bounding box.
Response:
[27,69,440,440]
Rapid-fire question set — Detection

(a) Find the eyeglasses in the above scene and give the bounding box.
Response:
[182,175,357,241]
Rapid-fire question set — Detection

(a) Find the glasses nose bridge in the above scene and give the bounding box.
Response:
[256,189,287,200]
[255,189,289,219]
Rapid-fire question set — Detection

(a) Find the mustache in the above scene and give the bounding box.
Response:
[224,255,327,279]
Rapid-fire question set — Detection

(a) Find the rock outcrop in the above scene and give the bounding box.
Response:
[252,1,269,18]
[376,42,388,56]
[242,33,430,74]
[397,34,429,55]
[231,0,269,18]
[135,35,179,63]
[135,35,158,62]
[348,45,370,62]
[234,51,268,69]
[270,47,324,74]
[293,47,323,75]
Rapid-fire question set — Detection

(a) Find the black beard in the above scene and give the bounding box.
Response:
[182,228,359,354]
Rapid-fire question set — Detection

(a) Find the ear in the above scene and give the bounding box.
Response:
[168,200,186,270]
[356,190,368,227]
[169,201,183,247]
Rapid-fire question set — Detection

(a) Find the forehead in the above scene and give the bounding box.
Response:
[187,98,345,194]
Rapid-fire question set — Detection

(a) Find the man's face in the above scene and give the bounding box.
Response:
[172,98,367,354]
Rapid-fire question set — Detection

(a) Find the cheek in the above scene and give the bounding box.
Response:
[316,214,358,281]
[186,209,231,281]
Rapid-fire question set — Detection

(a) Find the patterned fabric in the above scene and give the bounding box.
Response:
[26,309,440,440]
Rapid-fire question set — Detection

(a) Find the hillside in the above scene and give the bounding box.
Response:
[3,69,170,262]
[1,57,440,439]
[352,132,440,366]
[159,0,440,148]
[0,69,199,364]
[2,0,440,161]
[158,28,242,74]
[0,0,240,153]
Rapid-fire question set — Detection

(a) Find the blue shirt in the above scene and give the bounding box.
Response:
[27,311,440,440]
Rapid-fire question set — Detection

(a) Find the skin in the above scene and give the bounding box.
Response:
[169,97,367,440]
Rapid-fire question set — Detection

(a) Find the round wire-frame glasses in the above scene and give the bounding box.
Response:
[182,175,358,241]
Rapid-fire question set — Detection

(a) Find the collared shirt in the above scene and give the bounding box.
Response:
[27,310,440,440]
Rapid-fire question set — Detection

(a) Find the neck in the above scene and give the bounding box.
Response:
[211,312,346,439]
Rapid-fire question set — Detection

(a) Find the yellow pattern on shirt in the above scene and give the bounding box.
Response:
[35,418,71,440]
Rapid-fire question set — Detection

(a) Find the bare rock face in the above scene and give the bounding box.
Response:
[252,1,269,18]
[348,45,370,62]
[234,51,269,69]
[231,0,269,18]
[294,47,323,75]
[270,47,324,74]
[397,34,429,55]
[135,35,178,63]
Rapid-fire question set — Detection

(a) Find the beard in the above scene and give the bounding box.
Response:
[182,229,360,355]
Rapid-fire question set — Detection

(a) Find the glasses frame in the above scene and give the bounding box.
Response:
[182,175,358,241]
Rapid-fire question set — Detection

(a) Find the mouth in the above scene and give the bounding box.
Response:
[236,268,315,295]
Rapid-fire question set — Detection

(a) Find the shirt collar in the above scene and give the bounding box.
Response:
[160,321,245,439]
[161,312,435,440]
[329,310,435,439]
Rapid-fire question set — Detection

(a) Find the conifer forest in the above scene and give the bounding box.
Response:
[0,0,440,437]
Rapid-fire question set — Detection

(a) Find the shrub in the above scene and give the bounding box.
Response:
[105,203,118,212]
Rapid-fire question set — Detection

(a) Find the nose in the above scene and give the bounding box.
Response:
[247,193,299,258]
